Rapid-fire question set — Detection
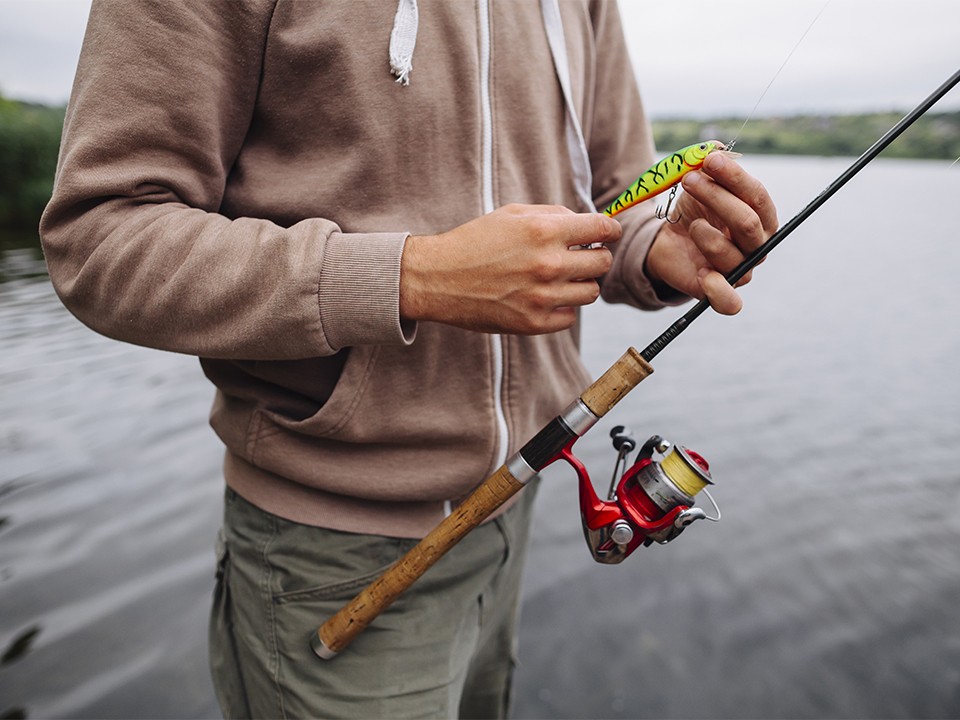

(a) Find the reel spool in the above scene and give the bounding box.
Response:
[557,427,720,564]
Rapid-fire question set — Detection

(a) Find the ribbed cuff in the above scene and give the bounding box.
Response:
[318,231,417,351]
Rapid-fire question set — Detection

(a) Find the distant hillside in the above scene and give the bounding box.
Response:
[652,111,960,160]
[2,96,958,236]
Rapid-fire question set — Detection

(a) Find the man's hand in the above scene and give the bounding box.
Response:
[400,204,620,334]
[644,152,779,315]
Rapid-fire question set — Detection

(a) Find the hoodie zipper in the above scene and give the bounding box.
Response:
[478,0,510,474]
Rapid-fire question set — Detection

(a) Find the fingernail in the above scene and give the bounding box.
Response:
[706,153,726,171]
[684,171,702,187]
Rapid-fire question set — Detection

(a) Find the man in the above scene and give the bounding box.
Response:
[41,1,777,717]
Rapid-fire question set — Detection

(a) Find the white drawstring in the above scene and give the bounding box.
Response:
[540,0,595,212]
[389,0,593,213]
[389,0,419,85]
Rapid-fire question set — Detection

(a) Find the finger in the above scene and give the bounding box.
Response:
[698,269,742,316]
[554,279,603,309]
[524,281,600,331]
[540,306,578,334]
[502,203,576,217]
[700,153,779,234]
[566,245,614,281]
[558,213,621,249]
[688,217,745,275]
[734,268,754,287]
[682,170,767,255]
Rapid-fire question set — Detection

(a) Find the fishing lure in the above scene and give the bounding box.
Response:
[601,140,738,220]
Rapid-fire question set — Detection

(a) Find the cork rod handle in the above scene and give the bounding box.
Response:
[312,464,525,658]
[312,347,653,659]
[580,347,652,417]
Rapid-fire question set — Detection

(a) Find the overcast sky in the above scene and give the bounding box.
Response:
[1,0,958,118]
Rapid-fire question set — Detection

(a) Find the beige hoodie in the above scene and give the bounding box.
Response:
[40,0,675,537]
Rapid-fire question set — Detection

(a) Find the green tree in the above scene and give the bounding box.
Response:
[0,95,65,231]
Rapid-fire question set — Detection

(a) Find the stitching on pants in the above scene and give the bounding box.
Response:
[259,508,284,718]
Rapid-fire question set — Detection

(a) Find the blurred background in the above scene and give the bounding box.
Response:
[1,1,959,718]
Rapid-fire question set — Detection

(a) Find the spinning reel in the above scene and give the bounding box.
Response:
[556,426,721,564]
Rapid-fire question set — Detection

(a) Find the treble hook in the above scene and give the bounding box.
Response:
[655,185,682,224]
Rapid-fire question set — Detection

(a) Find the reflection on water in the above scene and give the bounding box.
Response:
[1,626,41,666]
[1,157,959,718]
[1,245,224,719]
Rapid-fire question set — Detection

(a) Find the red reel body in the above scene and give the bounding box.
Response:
[557,430,719,564]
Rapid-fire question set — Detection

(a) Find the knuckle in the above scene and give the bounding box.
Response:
[694,224,727,257]
[592,212,613,239]
[528,287,554,313]
[525,216,553,245]
[750,188,770,215]
[701,234,726,257]
[731,209,763,240]
[532,250,564,282]
[747,184,777,226]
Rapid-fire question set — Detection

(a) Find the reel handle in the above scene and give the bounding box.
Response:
[610,426,637,453]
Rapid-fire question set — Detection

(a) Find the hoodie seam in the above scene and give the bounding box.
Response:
[246,409,266,466]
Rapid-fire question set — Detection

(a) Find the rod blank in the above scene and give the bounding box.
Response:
[642,67,960,364]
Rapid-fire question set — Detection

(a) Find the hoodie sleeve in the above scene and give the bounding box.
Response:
[39,0,415,360]
[584,0,689,311]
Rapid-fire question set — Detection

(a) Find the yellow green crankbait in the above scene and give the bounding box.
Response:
[602,140,736,218]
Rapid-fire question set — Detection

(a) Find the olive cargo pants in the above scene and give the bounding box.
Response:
[209,483,537,718]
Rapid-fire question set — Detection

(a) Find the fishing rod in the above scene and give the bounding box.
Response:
[642,66,960,363]
[310,67,960,660]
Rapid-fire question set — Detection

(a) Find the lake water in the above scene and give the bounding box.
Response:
[1,156,959,719]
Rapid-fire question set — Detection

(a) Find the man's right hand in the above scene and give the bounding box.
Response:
[399,204,620,335]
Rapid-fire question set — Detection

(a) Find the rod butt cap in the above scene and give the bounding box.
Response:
[310,632,338,660]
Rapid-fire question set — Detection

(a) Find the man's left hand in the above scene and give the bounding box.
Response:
[643,151,779,315]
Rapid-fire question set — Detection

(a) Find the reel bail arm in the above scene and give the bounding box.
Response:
[568,428,719,564]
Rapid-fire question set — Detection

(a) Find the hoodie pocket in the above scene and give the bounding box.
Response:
[256,344,381,442]
[245,325,504,502]
[256,325,496,449]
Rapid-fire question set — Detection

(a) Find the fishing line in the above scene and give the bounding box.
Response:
[660,446,710,497]
[642,67,960,363]
[729,0,833,147]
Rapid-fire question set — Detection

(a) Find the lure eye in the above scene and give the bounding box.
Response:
[698,144,708,151]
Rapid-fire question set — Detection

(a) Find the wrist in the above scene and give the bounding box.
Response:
[644,225,685,301]
[399,234,433,322]
[643,223,667,285]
